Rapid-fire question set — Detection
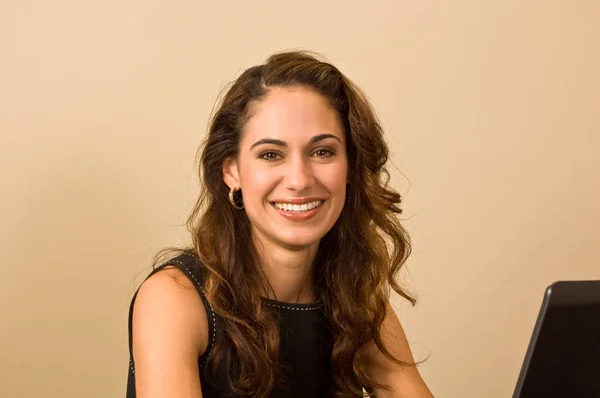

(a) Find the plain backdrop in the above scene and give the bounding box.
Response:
[1,1,599,397]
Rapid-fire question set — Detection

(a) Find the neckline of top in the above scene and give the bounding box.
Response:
[260,296,323,310]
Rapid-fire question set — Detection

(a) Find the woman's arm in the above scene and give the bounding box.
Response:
[132,267,209,398]
[364,303,434,398]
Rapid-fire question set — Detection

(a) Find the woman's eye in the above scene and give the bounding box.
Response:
[313,148,335,158]
[259,151,281,161]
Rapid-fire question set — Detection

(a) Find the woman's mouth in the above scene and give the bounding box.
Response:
[272,200,324,212]
[270,200,324,220]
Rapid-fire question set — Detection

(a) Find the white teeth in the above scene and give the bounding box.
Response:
[273,200,323,212]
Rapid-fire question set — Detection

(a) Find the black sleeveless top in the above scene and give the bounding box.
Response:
[126,252,335,397]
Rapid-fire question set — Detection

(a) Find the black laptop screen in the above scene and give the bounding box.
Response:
[519,303,600,397]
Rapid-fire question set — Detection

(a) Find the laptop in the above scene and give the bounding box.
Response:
[513,280,600,397]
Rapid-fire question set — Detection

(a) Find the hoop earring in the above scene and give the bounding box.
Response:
[228,186,244,210]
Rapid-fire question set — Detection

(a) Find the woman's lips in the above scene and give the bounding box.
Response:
[270,200,324,221]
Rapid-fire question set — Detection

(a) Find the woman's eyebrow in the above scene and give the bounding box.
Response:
[310,134,342,144]
[250,138,287,150]
[250,134,342,150]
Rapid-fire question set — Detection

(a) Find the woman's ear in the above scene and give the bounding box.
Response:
[222,157,241,189]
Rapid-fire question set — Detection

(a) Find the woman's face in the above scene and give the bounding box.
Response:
[223,86,348,250]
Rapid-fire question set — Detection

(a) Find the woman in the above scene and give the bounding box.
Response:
[127,51,434,398]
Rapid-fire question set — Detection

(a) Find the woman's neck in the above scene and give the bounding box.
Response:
[252,232,319,304]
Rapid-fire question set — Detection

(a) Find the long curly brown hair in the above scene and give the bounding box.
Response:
[154,50,416,397]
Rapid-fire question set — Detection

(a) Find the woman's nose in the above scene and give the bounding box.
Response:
[283,155,314,192]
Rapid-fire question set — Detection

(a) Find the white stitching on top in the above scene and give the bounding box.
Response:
[263,301,322,311]
[168,259,217,367]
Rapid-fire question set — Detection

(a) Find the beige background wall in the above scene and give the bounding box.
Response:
[1,1,599,397]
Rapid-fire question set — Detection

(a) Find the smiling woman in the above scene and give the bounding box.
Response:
[224,87,348,250]
[127,51,434,398]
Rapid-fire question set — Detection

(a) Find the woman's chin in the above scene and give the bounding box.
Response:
[275,234,322,251]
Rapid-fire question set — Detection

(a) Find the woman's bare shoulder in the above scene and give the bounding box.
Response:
[131,266,209,396]
[133,266,209,355]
